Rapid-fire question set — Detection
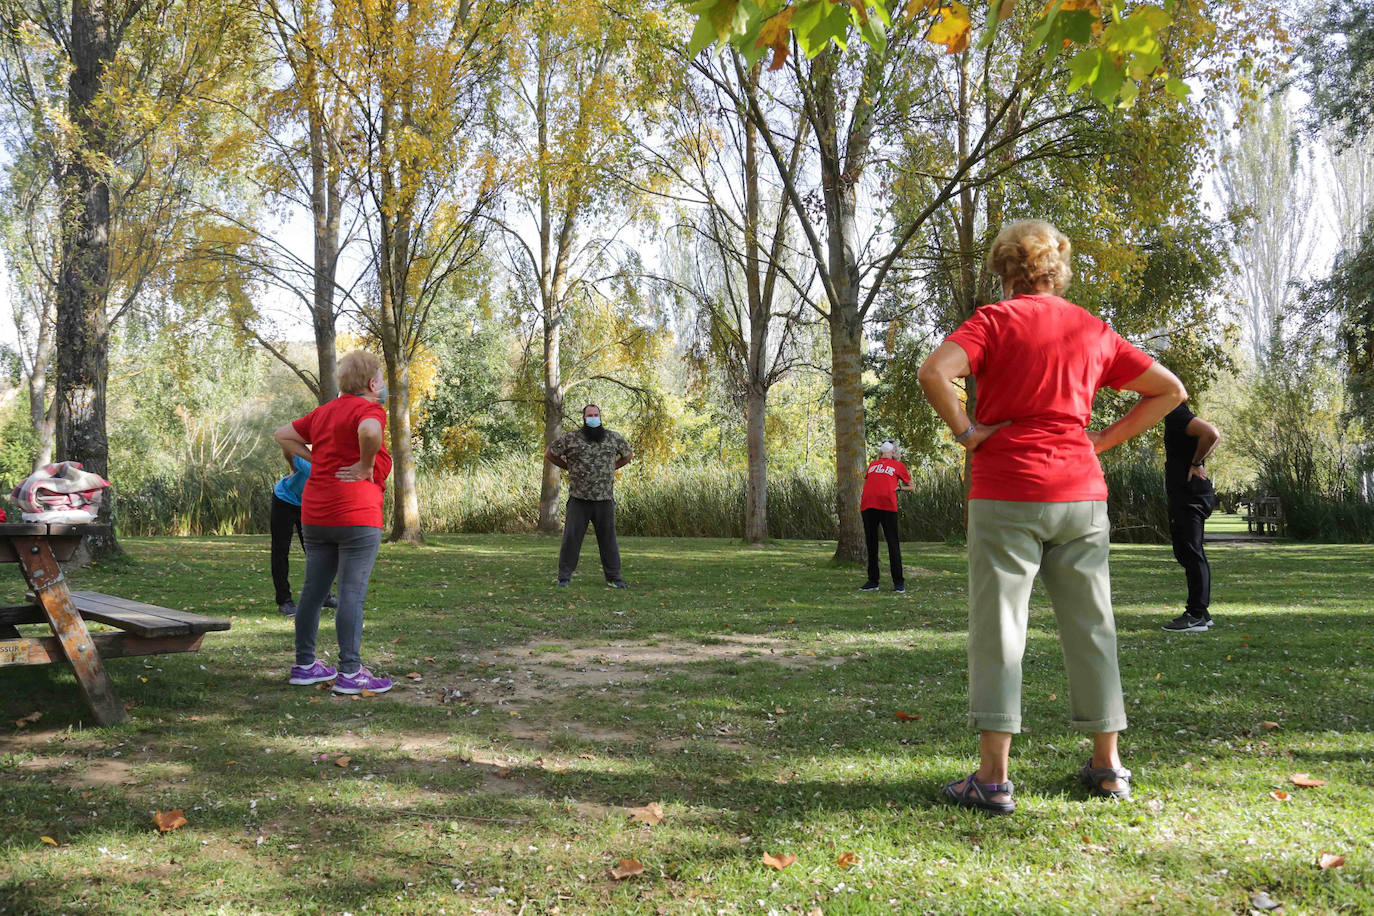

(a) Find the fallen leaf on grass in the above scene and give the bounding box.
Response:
[393,636,403,643]
[360,689,377,698]
[39,836,58,846]
[1251,890,1281,911]
[895,711,921,721]
[405,672,422,680]
[154,809,187,832]
[15,711,41,727]
[579,753,596,760]
[1318,852,1345,869]
[1290,773,1328,787]
[609,858,645,880]
[424,657,437,663]
[837,852,859,868]
[627,802,664,826]
[1269,790,1290,801]
[762,852,796,870]
[335,756,351,767]
[1262,721,1279,730]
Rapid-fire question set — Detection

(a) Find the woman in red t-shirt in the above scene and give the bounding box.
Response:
[274,351,394,696]
[858,440,914,593]
[917,220,1186,814]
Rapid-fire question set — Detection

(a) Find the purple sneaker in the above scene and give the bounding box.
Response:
[332,666,392,695]
[289,661,337,685]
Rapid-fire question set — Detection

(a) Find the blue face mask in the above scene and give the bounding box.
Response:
[375,386,388,407]
[584,416,602,428]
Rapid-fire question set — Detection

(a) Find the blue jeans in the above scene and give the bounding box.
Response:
[294,525,382,675]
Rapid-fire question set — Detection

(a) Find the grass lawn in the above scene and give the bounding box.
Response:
[0,534,1370,914]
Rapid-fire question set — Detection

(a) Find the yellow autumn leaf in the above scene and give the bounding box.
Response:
[40,836,59,846]
[926,3,971,54]
[755,8,794,72]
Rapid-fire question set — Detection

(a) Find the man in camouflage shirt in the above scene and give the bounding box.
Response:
[546,404,633,587]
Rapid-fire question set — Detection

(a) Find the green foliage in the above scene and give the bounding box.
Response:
[686,0,1188,107]
[1304,0,1374,146]
[1232,338,1373,541]
[0,393,37,495]
[1303,215,1374,425]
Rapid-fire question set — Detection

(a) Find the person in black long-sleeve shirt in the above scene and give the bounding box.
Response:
[1161,402,1220,632]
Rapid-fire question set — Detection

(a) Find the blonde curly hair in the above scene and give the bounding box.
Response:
[986,220,1072,295]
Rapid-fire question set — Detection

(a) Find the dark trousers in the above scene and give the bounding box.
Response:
[862,508,903,586]
[558,497,621,582]
[1168,498,1211,616]
[270,494,305,605]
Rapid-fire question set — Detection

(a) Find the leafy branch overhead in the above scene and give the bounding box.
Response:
[685,0,1189,106]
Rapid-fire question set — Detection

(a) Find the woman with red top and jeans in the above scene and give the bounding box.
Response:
[274,350,395,695]
[859,440,915,593]
[918,220,1186,813]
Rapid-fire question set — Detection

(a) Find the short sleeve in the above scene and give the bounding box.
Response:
[1099,331,1155,391]
[945,309,994,373]
[291,406,321,442]
[549,432,571,458]
[894,461,911,483]
[361,402,386,428]
[615,433,632,460]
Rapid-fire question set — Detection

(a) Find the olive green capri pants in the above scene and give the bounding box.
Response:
[966,499,1127,734]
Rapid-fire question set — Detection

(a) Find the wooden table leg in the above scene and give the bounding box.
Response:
[10,536,128,726]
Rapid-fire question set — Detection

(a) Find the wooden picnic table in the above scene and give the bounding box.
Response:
[0,523,229,726]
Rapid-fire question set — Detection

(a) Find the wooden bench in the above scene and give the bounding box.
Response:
[0,523,229,725]
[1241,495,1285,537]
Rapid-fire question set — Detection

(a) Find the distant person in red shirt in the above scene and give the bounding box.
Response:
[274,350,395,696]
[918,219,1186,814]
[859,440,914,593]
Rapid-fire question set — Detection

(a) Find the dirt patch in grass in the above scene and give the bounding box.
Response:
[14,754,137,787]
[407,635,842,710]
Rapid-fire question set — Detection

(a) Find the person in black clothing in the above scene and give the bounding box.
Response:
[1161,402,1220,632]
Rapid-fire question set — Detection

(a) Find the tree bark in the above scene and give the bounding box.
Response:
[53,0,119,557]
[743,385,769,542]
[28,315,56,469]
[829,315,866,562]
[538,318,564,533]
[813,49,870,563]
[384,354,422,543]
[308,95,341,404]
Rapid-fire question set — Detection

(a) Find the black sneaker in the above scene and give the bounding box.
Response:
[323,593,339,609]
[859,582,879,592]
[606,579,629,589]
[278,600,297,617]
[556,579,570,588]
[893,583,906,594]
[1162,612,1210,633]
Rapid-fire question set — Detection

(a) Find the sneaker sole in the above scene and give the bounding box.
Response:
[1161,624,1210,633]
[332,683,393,695]
[289,674,336,685]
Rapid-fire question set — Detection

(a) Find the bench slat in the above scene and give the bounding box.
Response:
[69,591,230,638]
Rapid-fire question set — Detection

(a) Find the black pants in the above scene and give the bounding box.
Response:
[1168,498,1211,617]
[270,494,306,605]
[558,497,621,582]
[862,508,903,586]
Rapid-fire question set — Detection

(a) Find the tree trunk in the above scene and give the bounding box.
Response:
[54,0,118,557]
[538,318,563,533]
[384,354,422,543]
[829,315,866,562]
[28,317,56,469]
[744,385,769,543]
[309,95,340,404]
[812,49,869,563]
